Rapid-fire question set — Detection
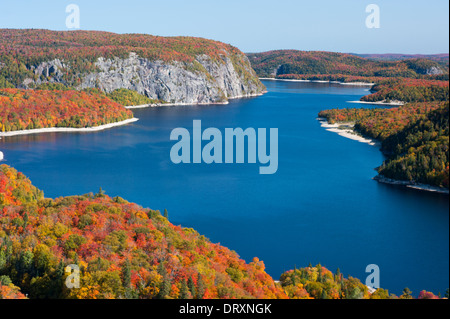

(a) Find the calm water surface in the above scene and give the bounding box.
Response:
[2,80,448,296]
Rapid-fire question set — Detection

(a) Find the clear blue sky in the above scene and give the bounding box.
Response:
[0,0,448,54]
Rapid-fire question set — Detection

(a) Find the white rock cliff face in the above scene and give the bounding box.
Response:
[26,52,265,105]
[425,66,444,75]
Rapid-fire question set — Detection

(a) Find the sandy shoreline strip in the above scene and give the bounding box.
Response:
[260,78,375,86]
[374,175,449,194]
[406,184,449,194]
[318,118,379,146]
[347,100,404,106]
[125,92,266,109]
[0,118,139,137]
[125,101,229,109]
[228,91,267,100]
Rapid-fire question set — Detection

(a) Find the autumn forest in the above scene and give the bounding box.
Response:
[0,30,449,300]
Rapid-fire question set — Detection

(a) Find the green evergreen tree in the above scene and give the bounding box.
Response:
[196,274,206,299]
[73,253,79,266]
[188,276,196,298]
[291,273,296,286]
[56,260,65,278]
[23,213,29,227]
[0,275,12,286]
[95,187,105,198]
[401,287,413,299]
[336,268,341,282]
[179,279,189,299]
[122,259,131,289]
[157,263,171,299]
[317,264,323,283]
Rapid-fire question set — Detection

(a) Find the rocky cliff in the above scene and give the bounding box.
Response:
[25,52,264,104]
[0,29,265,105]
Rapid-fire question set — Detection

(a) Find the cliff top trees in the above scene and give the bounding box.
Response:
[0,29,260,90]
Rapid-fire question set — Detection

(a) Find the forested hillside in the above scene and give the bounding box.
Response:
[378,104,449,187]
[319,102,444,141]
[279,265,441,299]
[247,50,448,80]
[0,164,286,299]
[0,88,133,132]
[106,89,164,106]
[361,78,449,103]
[319,103,449,189]
[355,53,449,64]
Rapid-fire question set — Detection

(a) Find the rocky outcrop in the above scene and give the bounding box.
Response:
[425,66,444,75]
[24,52,265,105]
[34,59,68,78]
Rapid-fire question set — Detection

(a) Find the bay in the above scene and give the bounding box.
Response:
[1,80,448,296]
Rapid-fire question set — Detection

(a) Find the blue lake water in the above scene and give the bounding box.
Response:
[1,80,448,296]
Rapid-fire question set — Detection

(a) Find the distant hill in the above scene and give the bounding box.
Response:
[250,50,450,191]
[353,53,449,64]
[247,50,449,80]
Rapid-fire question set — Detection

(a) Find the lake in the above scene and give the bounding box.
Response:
[1,80,448,296]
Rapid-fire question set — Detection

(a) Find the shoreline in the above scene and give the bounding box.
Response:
[125,101,229,109]
[227,91,267,100]
[260,77,375,87]
[317,118,380,146]
[373,175,449,195]
[1,92,267,136]
[347,100,405,106]
[0,118,139,137]
[318,119,449,195]
[125,92,267,109]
